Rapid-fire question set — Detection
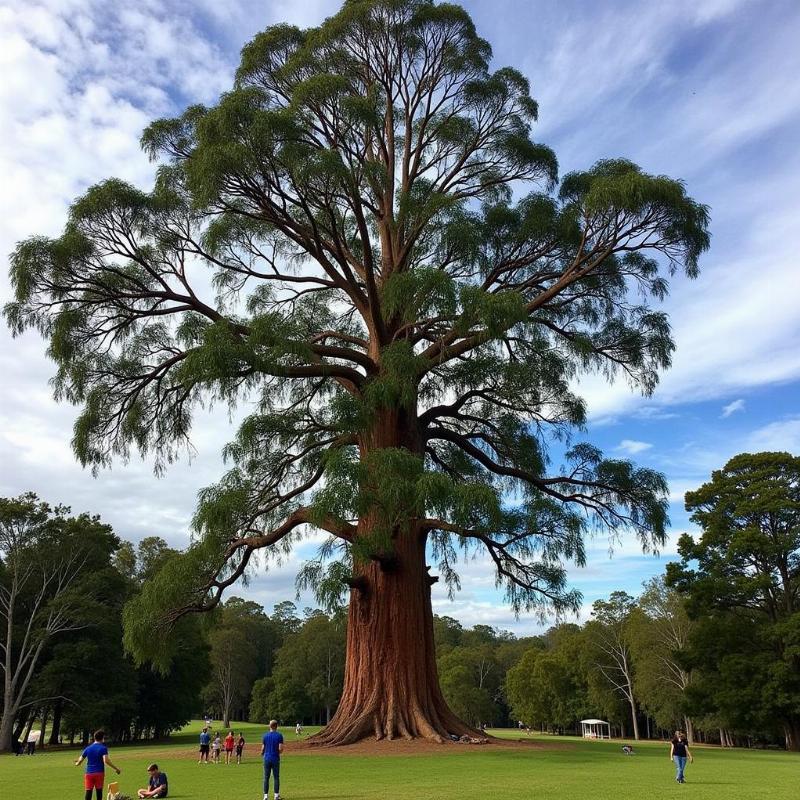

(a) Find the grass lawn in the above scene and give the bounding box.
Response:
[2,720,797,799]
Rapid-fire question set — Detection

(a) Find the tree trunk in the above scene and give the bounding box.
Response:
[0,710,18,753]
[628,699,640,740]
[684,715,694,745]
[39,707,49,750]
[49,700,63,745]
[13,709,30,743]
[784,721,800,752]
[21,712,35,751]
[310,528,476,745]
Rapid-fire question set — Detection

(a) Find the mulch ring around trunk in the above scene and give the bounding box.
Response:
[288,736,575,756]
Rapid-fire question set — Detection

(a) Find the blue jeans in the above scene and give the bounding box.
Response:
[674,755,687,781]
[264,759,280,795]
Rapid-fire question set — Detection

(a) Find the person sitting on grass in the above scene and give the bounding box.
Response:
[137,763,168,798]
[622,744,635,755]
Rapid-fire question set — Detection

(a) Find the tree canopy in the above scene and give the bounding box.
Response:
[667,451,800,749]
[4,0,709,743]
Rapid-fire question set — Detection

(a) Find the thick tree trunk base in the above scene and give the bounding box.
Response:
[309,695,478,746]
[308,525,479,746]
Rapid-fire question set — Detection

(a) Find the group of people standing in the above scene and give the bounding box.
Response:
[199,720,284,800]
[197,726,246,764]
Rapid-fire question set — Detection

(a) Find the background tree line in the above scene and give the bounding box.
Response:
[2,452,797,750]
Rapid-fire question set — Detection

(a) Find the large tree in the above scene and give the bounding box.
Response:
[667,451,800,750]
[4,0,708,743]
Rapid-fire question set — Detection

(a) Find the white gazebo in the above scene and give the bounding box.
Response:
[580,719,611,739]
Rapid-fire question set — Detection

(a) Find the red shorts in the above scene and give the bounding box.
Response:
[84,773,104,790]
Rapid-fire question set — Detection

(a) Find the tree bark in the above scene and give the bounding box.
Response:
[39,707,49,750]
[49,700,63,746]
[784,721,800,752]
[629,699,639,741]
[310,528,476,744]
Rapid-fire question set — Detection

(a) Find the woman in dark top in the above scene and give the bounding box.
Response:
[669,730,693,783]
[236,732,246,764]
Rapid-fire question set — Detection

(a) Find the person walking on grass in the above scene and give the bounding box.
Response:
[236,732,246,764]
[224,730,235,764]
[261,719,284,800]
[74,729,121,800]
[669,730,694,784]
[198,727,211,764]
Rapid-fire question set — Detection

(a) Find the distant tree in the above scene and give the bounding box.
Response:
[667,451,800,750]
[628,577,694,739]
[438,643,499,725]
[585,592,640,739]
[224,597,283,676]
[264,611,345,724]
[206,626,257,727]
[0,495,118,751]
[303,612,346,724]
[433,616,464,653]
[249,675,275,724]
[33,545,137,745]
[506,624,587,732]
[6,0,708,742]
[133,622,210,738]
[271,602,301,637]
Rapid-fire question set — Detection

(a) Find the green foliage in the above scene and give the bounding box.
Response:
[255,610,345,723]
[4,0,710,656]
[667,451,800,745]
[505,624,590,730]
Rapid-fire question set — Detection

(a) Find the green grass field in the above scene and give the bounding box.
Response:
[2,720,797,799]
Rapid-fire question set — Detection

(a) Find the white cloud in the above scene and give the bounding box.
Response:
[721,398,746,418]
[746,417,800,454]
[2,0,800,625]
[616,439,653,455]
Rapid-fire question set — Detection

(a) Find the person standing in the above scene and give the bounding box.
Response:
[295,722,302,738]
[224,730,235,764]
[261,719,284,800]
[236,732,246,765]
[198,727,211,764]
[74,729,121,800]
[211,732,221,764]
[669,730,693,784]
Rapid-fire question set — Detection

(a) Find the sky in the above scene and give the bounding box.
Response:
[1,0,799,634]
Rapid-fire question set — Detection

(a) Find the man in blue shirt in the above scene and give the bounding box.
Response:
[137,763,168,797]
[260,719,284,800]
[198,727,211,764]
[74,729,121,800]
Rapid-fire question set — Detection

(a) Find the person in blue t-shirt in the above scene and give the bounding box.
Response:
[260,719,284,800]
[198,727,211,764]
[137,763,168,797]
[74,729,121,800]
